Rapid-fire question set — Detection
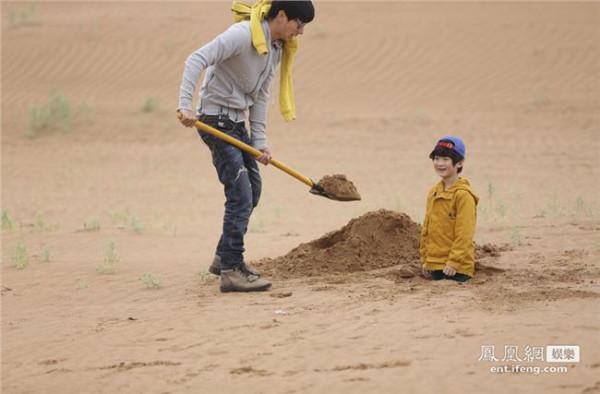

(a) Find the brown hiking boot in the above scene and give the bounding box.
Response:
[209,255,261,277]
[220,266,271,293]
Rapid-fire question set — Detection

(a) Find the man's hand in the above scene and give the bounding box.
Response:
[257,147,272,165]
[443,264,456,277]
[178,109,197,128]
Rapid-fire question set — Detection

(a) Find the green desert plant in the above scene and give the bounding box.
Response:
[140,273,162,289]
[75,278,89,289]
[12,243,29,270]
[479,181,521,223]
[110,209,131,228]
[7,4,37,28]
[35,213,46,231]
[478,181,496,223]
[574,196,594,218]
[26,92,72,138]
[130,216,144,234]
[2,210,15,231]
[248,207,277,233]
[83,218,101,232]
[33,213,55,232]
[545,195,564,219]
[97,241,119,274]
[487,182,495,201]
[198,269,214,284]
[40,246,51,263]
[510,226,522,246]
[494,201,508,218]
[249,214,266,233]
[141,97,158,113]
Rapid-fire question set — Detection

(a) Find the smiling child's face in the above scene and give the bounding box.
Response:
[432,156,462,179]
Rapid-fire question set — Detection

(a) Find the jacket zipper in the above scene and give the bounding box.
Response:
[251,45,272,95]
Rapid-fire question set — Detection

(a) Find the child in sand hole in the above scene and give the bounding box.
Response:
[420,136,479,282]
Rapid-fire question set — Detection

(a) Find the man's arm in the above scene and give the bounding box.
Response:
[248,59,277,163]
[178,23,251,124]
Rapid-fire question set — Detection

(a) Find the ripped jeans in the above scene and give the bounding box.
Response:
[198,115,261,270]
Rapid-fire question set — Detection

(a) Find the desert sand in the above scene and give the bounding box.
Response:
[1,2,599,393]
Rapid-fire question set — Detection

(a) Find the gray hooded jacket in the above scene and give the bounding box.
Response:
[178,20,282,150]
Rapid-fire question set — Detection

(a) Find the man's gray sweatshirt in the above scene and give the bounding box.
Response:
[178,20,282,150]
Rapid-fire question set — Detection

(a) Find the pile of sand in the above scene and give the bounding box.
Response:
[256,209,421,279]
[256,209,507,280]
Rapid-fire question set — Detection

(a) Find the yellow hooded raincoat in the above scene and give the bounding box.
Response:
[420,178,479,277]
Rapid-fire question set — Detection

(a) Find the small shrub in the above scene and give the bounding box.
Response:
[574,196,594,218]
[75,279,89,289]
[494,201,508,218]
[130,216,144,234]
[12,243,29,270]
[40,246,51,263]
[140,273,162,289]
[487,182,495,201]
[198,270,215,284]
[83,218,101,232]
[26,92,72,138]
[7,4,37,28]
[249,214,266,233]
[141,97,158,113]
[545,195,564,219]
[34,213,54,232]
[97,241,119,274]
[110,209,131,228]
[510,226,522,246]
[2,210,14,231]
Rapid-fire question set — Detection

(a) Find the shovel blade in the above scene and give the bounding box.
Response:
[309,183,361,202]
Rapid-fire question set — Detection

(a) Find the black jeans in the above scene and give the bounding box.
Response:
[198,115,261,270]
[430,270,471,282]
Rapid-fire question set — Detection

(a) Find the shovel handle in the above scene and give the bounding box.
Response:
[178,112,314,188]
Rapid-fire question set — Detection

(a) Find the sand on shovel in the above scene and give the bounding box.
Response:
[315,174,361,201]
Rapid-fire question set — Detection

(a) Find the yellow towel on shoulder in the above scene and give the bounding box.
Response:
[232,0,297,121]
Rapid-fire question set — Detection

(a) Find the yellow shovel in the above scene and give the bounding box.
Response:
[177,111,360,202]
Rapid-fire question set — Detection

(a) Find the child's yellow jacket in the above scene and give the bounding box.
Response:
[420,178,479,277]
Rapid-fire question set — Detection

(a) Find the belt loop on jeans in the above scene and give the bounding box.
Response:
[198,103,244,123]
[218,105,229,118]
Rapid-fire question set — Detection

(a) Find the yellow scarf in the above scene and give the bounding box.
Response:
[231,0,297,121]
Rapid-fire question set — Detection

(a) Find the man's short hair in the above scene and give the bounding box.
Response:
[266,1,315,24]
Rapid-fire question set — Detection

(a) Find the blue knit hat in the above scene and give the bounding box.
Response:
[434,135,466,159]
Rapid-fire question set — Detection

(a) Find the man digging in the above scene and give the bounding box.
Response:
[177,1,315,292]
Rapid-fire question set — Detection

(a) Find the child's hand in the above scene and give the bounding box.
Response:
[422,266,431,278]
[443,264,456,277]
